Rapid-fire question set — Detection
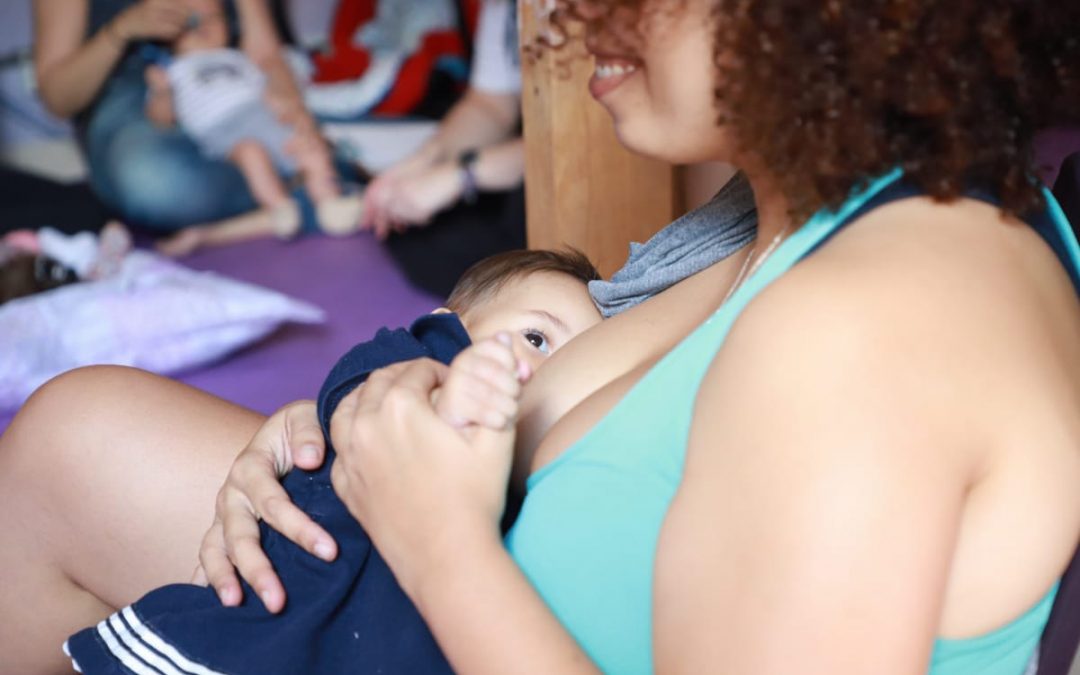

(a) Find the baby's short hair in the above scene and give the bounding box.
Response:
[446,248,601,316]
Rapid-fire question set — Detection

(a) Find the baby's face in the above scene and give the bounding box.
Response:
[462,272,602,374]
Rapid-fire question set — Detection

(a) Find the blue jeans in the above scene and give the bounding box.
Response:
[81,70,258,231]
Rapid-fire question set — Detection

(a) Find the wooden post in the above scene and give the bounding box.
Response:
[518,0,678,278]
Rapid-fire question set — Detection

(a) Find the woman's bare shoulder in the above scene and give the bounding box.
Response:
[730,194,1075,372]
[704,191,1079,473]
[653,196,1080,672]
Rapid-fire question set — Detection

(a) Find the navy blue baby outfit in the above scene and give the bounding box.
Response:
[65,313,470,675]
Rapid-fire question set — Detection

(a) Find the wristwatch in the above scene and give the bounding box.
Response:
[458,149,480,205]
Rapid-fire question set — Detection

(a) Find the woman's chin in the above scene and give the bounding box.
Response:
[607,116,656,156]
[610,119,707,165]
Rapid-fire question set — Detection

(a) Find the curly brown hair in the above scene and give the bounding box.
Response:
[548,0,1080,219]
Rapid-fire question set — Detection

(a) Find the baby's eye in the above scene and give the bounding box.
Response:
[523,330,550,355]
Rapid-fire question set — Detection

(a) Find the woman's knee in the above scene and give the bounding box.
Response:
[3,366,148,465]
[98,126,255,229]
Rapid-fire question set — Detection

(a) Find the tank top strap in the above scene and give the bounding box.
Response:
[1036,185,1080,290]
[713,170,1080,348]
[698,168,905,344]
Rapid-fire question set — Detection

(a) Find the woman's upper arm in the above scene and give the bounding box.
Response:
[233,0,282,62]
[33,0,88,80]
[652,270,974,674]
[463,88,521,133]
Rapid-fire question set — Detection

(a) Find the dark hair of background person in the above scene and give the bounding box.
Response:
[446,247,601,314]
[546,0,1080,220]
[0,253,78,305]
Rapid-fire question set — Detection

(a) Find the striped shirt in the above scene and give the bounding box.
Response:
[166,48,266,137]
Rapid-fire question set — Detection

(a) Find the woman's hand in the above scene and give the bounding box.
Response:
[111,0,190,43]
[329,359,516,600]
[193,400,339,613]
[362,162,465,240]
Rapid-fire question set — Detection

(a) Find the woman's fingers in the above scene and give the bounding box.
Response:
[134,0,189,40]
[191,563,208,587]
[220,489,286,613]
[261,491,338,562]
[197,518,243,606]
[372,202,394,240]
[327,356,516,594]
[385,359,451,400]
[285,401,326,471]
[235,452,339,563]
[362,177,395,237]
[199,400,336,612]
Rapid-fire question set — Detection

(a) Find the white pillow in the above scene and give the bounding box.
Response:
[0,251,325,410]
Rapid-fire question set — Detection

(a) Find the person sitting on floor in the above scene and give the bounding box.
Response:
[33,0,326,232]
[145,0,362,255]
[64,248,603,674]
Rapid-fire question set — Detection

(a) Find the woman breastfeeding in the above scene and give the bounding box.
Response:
[2,0,1080,673]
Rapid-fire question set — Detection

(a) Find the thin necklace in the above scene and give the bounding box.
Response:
[721,226,791,305]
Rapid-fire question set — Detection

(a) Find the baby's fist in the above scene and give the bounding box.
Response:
[435,333,526,431]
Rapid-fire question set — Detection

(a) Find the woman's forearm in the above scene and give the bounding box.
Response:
[472,137,524,191]
[235,0,319,139]
[253,49,317,132]
[420,89,521,165]
[34,17,127,118]
[415,530,599,675]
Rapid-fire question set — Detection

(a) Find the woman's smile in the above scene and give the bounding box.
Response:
[588,55,641,100]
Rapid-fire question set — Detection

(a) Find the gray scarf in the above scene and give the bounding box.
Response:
[589,172,758,318]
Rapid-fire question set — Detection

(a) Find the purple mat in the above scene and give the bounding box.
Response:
[0,233,439,433]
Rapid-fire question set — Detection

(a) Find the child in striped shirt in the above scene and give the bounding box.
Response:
[144,0,361,254]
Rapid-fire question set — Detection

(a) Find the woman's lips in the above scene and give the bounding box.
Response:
[587,57,640,100]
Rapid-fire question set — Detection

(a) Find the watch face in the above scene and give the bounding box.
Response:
[459,149,480,168]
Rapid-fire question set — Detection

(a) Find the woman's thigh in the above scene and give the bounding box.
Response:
[0,366,264,671]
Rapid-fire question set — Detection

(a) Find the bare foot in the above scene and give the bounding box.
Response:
[272,201,302,239]
[316,194,364,236]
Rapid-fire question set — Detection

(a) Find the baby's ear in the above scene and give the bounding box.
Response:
[430,307,452,315]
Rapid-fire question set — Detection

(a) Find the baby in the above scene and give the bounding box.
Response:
[145,0,361,254]
[66,248,604,674]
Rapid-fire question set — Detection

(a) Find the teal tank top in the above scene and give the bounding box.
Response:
[505,169,1080,674]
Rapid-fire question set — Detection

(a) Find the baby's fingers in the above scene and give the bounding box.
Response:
[438,375,521,430]
[467,385,520,429]
[455,339,522,394]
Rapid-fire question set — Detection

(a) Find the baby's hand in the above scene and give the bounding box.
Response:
[435,333,529,431]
